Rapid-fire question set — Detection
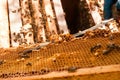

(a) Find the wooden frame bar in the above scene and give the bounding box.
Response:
[0,0,10,48]
[43,0,58,34]
[19,0,34,45]
[8,0,23,47]
[86,0,102,24]
[6,64,120,79]
[31,0,46,42]
[52,0,69,34]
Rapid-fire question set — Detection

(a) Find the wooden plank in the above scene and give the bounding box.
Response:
[0,0,10,48]
[19,0,34,45]
[5,64,120,80]
[86,0,102,24]
[43,0,58,34]
[20,0,32,25]
[8,0,23,47]
[31,0,46,42]
[52,0,69,34]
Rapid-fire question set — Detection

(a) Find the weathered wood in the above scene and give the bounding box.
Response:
[31,0,46,42]
[19,0,34,45]
[8,0,22,47]
[86,0,102,24]
[43,0,58,34]
[52,0,69,34]
[0,0,10,48]
[20,0,32,25]
[6,64,120,80]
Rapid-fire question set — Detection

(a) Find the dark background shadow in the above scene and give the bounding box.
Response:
[61,0,95,34]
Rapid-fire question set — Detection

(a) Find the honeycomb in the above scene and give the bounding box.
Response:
[0,32,120,78]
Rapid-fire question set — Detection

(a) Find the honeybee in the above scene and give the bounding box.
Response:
[68,66,77,72]
[90,43,101,52]
[102,49,111,55]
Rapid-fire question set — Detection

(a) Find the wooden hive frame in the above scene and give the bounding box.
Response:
[0,0,103,48]
[0,0,10,48]
[86,0,102,24]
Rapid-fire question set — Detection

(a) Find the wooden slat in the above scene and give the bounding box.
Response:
[8,0,22,47]
[52,0,69,34]
[0,0,10,48]
[19,0,34,45]
[86,0,102,24]
[43,0,58,34]
[6,64,120,80]
[31,0,46,42]
[20,0,32,25]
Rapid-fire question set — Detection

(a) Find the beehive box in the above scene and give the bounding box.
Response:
[0,31,120,79]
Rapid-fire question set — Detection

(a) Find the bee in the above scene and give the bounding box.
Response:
[13,38,17,42]
[68,66,77,72]
[90,43,101,52]
[22,49,33,55]
[102,49,111,55]
[103,43,115,55]
[26,62,32,66]
[25,1,28,5]
[107,43,115,49]
[12,10,16,13]
[18,8,21,12]
[35,45,41,50]
[20,54,30,58]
